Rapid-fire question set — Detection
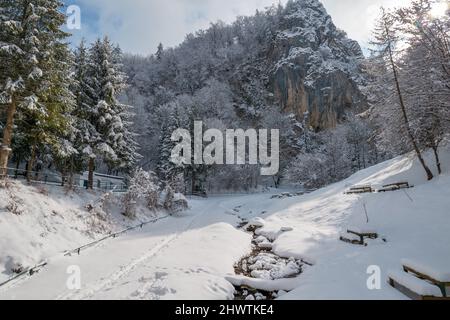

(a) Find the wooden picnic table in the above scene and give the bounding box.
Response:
[402,259,450,297]
[388,270,447,300]
[379,182,413,192]
[345,185,374,195]
[339,228,378,246]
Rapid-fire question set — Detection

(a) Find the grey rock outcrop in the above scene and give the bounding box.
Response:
[269,0,367,129]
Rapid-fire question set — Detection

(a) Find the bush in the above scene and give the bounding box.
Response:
[123,169,190,217]
[160,186,189,216]
[172,193,189,214]
[123,168,160,217]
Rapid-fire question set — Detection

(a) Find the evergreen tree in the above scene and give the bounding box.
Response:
[84,37,139,188]
[0,0,73,180]
[72,40,100,187]
[156,43,164,60]
[156,113,183,185]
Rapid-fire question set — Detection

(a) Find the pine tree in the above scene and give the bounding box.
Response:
[156,43,164,60]
[84,37,139,188]
[72,40,100,187]
[0,0,74,180]
[157,114,182,184]
[0,0,28,177]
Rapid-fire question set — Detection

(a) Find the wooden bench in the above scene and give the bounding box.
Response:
[348,229,378,244]
[339,229,378,246]
[339,235,366,246]
[402,262,450,298]
[378,182,413,193]
[388,270,447,300]
[345,186,374,195]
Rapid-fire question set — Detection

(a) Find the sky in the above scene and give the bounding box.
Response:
[64,0,414,55]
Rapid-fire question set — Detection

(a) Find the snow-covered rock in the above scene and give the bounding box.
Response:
[226,275,302,292]
[245,252,302,280]
[248,217,265,228]
[271,0,366,129]
[254,235,269,244]
[258,242,273,250]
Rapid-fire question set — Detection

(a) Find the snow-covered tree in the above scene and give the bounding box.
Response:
[156,43,164,60]
[284,152,328,189]
[395,0,450,173]
[368,2,450,178]
[119,0,375,192]
[346,117,377,171]
[156,109,185,186]
[402,41,448,174]
[70,40,100,184]
[370,8,434,180]
[123,168,160,217]
[79,37,140,188]
[0,0,72,179]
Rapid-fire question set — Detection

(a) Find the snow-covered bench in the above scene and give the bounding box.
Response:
[388,270,444,300]
[345,185,374,195]
[339,227,378,246]
[401,259,450,297]
[378,182,413,193]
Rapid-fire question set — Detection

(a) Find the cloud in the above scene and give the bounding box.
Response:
[322,0,412,50]
[67,0,413,54]
[68,0,286,54]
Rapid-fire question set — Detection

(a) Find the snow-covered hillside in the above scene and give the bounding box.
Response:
[243,149,450,299]
[0,183,161,284]
[0,149,449,300]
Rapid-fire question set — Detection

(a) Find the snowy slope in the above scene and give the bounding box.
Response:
[248,149,450,299]
[204,149,450,300]
[0,198,251,300]
[0,149,449,300]
[0,182,160,284]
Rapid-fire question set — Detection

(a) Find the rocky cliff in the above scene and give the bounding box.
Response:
[269,0,367,129]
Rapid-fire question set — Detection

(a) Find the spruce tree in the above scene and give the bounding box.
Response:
[0,0,73,179]
[72,40,101,187]
[157,114,181,184]
[83,37,139,188]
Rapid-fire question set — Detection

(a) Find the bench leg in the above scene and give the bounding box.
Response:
[359,236,364,245]
[438,284,447,297]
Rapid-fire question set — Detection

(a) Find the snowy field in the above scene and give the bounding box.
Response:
[0,149,449,300]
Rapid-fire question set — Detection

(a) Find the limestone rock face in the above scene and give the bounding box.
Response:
[269,0,367,129]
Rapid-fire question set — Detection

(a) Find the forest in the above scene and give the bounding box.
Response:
[1,0,449,194]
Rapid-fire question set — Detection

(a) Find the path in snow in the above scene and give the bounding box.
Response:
[0,197,252,300]
[58,199,222,300]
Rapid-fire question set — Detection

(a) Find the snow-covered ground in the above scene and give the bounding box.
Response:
[0,182,163,284]
[0,149,449,300]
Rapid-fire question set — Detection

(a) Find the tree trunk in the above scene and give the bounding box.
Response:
[0,97,17,178]
[14,158,20,178]
[191,171,196,194]
[68,160,74,188]
[272,176,280,189]
[61,167,66,187]
[432,146,442,175]
[26,145,36,182]
[88,158,95,190]
[385,27,434,181]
